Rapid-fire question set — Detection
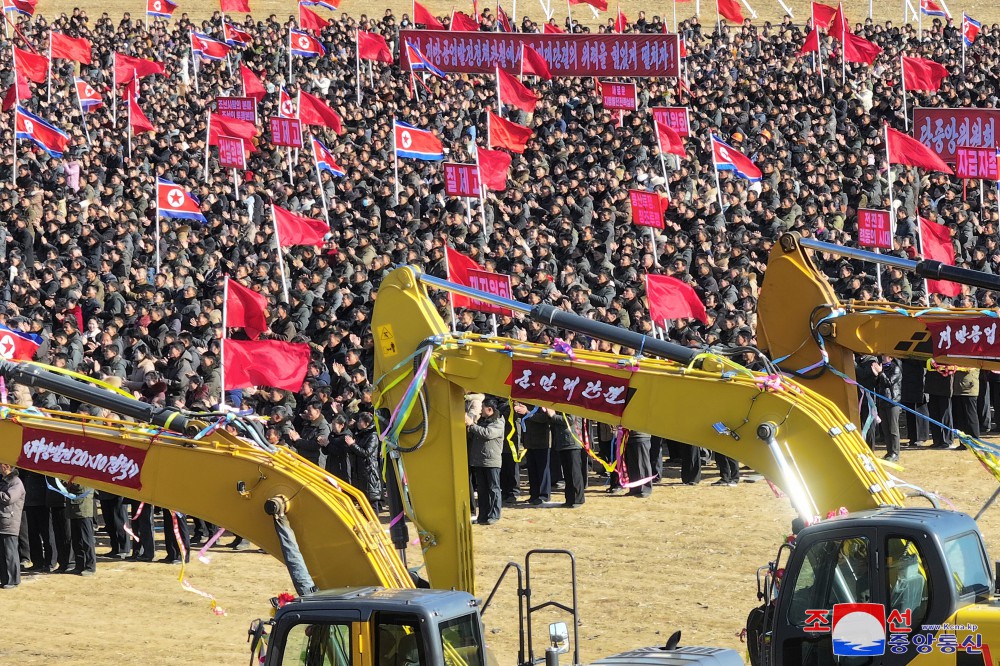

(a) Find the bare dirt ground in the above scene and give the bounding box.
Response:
[5,444,1000,665]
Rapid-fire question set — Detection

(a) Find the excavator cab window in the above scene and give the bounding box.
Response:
[376,614,426,666]
[438,613,486,666]
[885,536,930,629]
[782,536,873,666]
[279,622,352,666]
[943,532,992,599]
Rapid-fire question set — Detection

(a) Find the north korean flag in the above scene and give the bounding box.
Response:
[290,29,326,57]
[0,324,41,361]
[393,120,444,160]
[301,0,340,9]
[3,0,36,16]
[224,21,253,46]
[15,106,69,158]
[919,0,948,18]
[75,77,103,111]
[192,32,233,60]
[711,134,761,181]
[278,87,296,118]
[962,13,981,46]
[157,178,208,222]
[146,0,178,18]
[311,135,345,177]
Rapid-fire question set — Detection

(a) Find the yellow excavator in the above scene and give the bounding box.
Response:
[0,261,995,665]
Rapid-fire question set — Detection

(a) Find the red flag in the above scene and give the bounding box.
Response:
[919,217,960,298]
[3,0,37,15]
[115,53,165,83]
[886,126,953,174]
[358,30,393,63]
[489,112,532,153]
[646,274,708,324]
[298,90,343,133]
[812,1,837,29]
[799,27,820,56]
[568,0,608,11]
[2,72,31,112]
[50,33,92,64]
[543,22,564,33]
[655,120,685,157]
[128,93,156,133]
[240,64,266,102]
[716,0,744,23]
[828,2,849,41]
[520,45,552,80]
[272,204,329,246]
[14,47,49,85]
[678,36,687,57]
[613,7,628,32]
[497,67,538,113]
[226,278,268,339]
[842,32,882,65]
[413,1,445,29]
[223,340,310,391]
[209,113,258,143]
[451,10,480,30]
[299,4,330,30]
[477,147,511,191]
[445,246,482,309]
[220,0,252,11]
[902,56,948,92]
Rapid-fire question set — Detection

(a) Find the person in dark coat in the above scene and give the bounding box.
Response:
[900,359,929,447]
[856,355,903,462]
[675,439,703,485]
[551,411,586,507]
[467,398,505,523]
[65,482,97,576]
[515,403,552,505]
[498,400,521,506]
[21,470,56,572]
[349,412,382,513]
[98,490,130,559]
[625,430,653,497]
[952,368,980,447]
[160,507,190,565]
[925,364,954,449]
[291,401,330,467]
[323,414,354,486]
[128,501,155,562]
[0,464,25,588]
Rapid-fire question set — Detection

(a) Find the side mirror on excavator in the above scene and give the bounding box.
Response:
[548,622,570,654]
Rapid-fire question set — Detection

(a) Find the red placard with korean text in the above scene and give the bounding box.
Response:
[651,106,690,137]
[913,108,1000,163]
[629,189,665,229]
[467,269,513,316]
[269,116,303,148]
[925,318,1000,360]
[400,30,679,78]
[955,145,999,180]
[218,135,247,170]
[600,81,637,111]
[216,96,257,124]
[857,209,892,250]
[18,427,148,490]
[444,162,481,198]
[509,360,632,417]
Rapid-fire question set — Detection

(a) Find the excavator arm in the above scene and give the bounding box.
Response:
[758,232,1000,423]
[372,266,906,596]
[0,362,413,592]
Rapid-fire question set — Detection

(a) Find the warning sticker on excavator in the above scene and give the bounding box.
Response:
[378,325,398,357]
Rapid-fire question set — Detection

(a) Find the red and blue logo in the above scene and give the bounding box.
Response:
[832,603,886,657]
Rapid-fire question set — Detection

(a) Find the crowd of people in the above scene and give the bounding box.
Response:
[0,2,998,584]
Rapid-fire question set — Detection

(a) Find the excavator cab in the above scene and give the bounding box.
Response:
[258,587,487,666]
[755,508,992,666]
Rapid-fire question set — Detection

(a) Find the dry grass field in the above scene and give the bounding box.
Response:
[5,445,1000,665]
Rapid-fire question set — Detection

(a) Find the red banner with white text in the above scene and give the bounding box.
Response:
[913,108,1000,164]
[399,30,680,77]
[925,317,1000,360]
[18,428,148,490]
[508,360,633,417]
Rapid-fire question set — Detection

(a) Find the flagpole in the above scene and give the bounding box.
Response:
[272,204,290,303]
[193,42,200,94]
[519,44,524,80]
[512,0,518,28]
[291,90,300,183]
[495,65,503,114]
[311,136,330,224]
[204,110,211,178]
[47,32,52,105]
[220,275,228,409]
[355,28,362,105]
[154,215,161,274]
[75,82,91,145]
[393,119,400,202]
[443,245,458,333]
[112,62,117,126]
[288,25,293,81]
[901,56,909,131]
[711,135,723,212]
[127,90,133,162]
[475,146,489,237]
[962,20,966,74]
